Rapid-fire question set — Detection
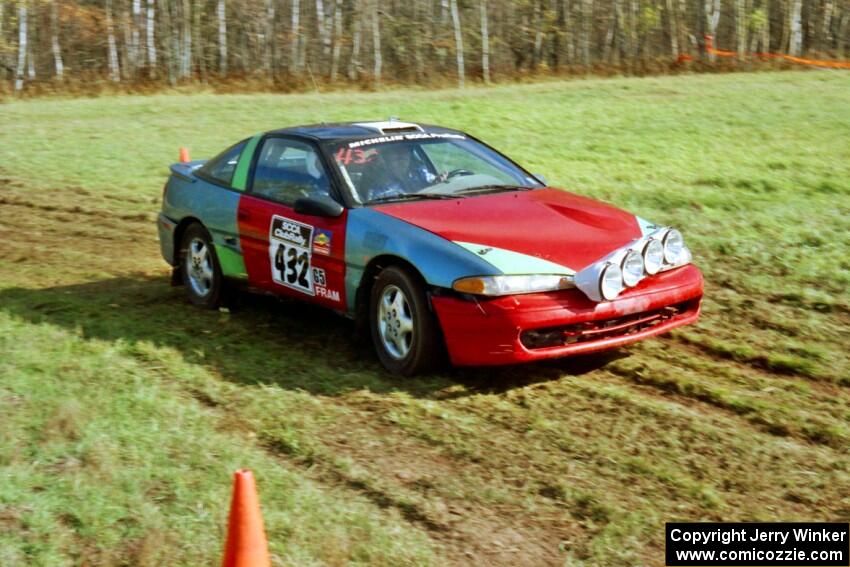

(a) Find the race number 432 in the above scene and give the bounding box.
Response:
[269,216,315,295]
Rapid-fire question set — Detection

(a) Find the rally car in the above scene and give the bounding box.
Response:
[157,120,703,375]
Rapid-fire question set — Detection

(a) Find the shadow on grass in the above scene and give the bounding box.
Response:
[0,275,623,397]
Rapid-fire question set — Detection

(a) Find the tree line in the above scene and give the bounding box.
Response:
[1,0,848,92]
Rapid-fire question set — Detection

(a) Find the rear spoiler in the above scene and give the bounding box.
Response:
[169,160,206,182]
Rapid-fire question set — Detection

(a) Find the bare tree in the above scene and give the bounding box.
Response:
[181,0,192,78]
[130,0,142,69]
[450,0,465,86]
[372,0,381,85]
[265,0,275,76]
[481,0,491,83]
[291,0,301,72]
[106,0,121,81]
[735,0,747,59]
[50,0,64,79]
[217,0,227,74]
[705,0,721,59]
[5,0,850,92]
[330,0,342,81]
[147,0,157,73]
[581,0,592,65]
[788,0,803,54]
[665,0,679,56]
[348,0,362,80]
[15,0,27,91]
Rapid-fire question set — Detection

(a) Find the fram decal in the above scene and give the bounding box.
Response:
[315,286,340,302]
[312,229,333,256]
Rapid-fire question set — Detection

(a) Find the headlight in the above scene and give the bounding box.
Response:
[621,250,644,287]
[599,263,623,300]
[452,274,574,296]
[642,239,664,275]
[663,229,684,264]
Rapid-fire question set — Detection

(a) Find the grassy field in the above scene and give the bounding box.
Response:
[1,70,849,566]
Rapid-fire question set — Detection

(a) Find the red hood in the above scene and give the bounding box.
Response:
[376,188,643,272]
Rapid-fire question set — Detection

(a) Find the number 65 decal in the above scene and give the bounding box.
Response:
[269,216,315,295]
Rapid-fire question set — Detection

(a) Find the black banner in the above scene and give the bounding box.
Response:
[666,523,849,566]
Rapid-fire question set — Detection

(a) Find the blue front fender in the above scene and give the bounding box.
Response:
[344,208,500,312]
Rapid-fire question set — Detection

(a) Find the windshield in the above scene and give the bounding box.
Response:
[325,133,543,204]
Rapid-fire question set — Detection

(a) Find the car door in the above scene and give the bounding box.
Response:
[237,136,348,310]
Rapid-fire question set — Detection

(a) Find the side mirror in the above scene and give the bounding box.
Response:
[533,173,548,186]
[293,195,344,218]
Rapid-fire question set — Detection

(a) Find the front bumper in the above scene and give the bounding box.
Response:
[431,264,704,366]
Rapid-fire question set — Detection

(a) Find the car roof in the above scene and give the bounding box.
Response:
[265,120,466,141]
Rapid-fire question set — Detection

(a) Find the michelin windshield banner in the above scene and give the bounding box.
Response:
[666,523,849,566]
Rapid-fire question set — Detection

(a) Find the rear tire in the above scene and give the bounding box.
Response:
[370,266,442,375]
[179,223,225,309]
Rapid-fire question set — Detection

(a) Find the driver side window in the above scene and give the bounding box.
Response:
[251,138,331,206]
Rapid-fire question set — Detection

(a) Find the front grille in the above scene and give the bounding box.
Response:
[520,300,695,350]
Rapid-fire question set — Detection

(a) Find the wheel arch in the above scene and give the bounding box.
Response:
[172,216,205,263]
[354,254,433,331]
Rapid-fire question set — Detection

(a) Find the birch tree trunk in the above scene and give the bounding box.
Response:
[265,0,275,77]
[50,0,64,79]
[217,0,227,74]
[317,0,331,62]
[450,0,465,86]
[131,0,142,68]
[181,0,192,78]
[147,0,157,74]
[372,0,382,85]
[330,0,342,80]
[193,0,205,81]
[291,0,301,72]
[705,0,721,59]
[0,3,5,81]
[735,0,747,59]
[665,0,679,56]
[533,0,544,66]
[839,10,849,56]
[15,0,27,91]
[348,0,362,80]
[821,0,834,50]
[788,0,803,54]
[106,0,121,82]
[581,0,592,66]
[480,0,491,83]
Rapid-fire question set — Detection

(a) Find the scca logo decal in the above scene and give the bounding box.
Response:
[269,216,315,295]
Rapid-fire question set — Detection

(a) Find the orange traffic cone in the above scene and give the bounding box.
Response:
[221,469,271,567]
[179,147,191,163]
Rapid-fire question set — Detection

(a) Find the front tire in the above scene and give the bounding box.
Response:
[180,223,225,308]
[370,266,442,375]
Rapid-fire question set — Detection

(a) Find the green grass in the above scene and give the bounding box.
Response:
[1,70,849,565]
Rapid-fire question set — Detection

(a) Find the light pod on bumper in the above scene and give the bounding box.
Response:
[621,250,644,287]
[642,239,664,275]
[663,229,685,264]
[574,225,693,302]
[600,263,624,300]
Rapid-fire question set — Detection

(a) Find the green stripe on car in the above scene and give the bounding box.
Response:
[231,134,263,191]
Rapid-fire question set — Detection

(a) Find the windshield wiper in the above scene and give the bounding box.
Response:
[365,192,460,205]
[454,184,535,195]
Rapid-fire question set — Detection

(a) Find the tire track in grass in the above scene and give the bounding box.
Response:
[370,372,850,563]
[605,343,850,449]
[150,362,574,566]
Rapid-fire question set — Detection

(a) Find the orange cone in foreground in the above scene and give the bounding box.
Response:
[221,469,271,567]
[179,147,191,163]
